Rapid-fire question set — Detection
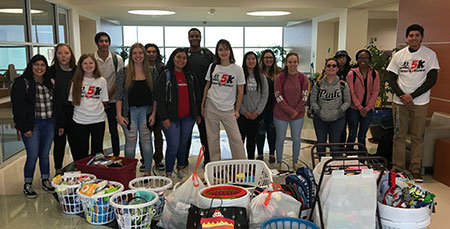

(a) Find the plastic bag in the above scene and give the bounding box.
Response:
[249,183,301,229]
[313,157,377,229]
[157,146,206,229]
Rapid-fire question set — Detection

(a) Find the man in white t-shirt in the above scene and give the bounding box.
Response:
[93,32,123,157]
[387,24,440,182]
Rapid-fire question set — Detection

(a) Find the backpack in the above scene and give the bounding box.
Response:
[376,128,394,169]
[111,52,119,73]
[164,70,173,103]
[285,167,316,211]
[208,63,217,88]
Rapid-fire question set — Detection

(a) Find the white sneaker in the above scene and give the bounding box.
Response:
[176,169,187,179]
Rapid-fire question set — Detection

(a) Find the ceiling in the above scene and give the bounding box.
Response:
[58,0,398,26]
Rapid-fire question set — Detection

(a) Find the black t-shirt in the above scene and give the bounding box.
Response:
[51,66,75,107]
[187,48,214,89]
[128,80,153,107]
[362,75,368,107]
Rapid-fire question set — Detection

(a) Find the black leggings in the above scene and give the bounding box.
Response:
[72,121,105,161]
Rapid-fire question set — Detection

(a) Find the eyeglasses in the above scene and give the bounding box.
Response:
[189,35,201,38]
[358,57,370,60]
[264,56,274,59]
[326,64,338,68]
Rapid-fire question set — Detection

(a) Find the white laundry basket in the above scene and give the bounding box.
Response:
[110,189,159,229]
[76,181,124,225]
[377,202,433,229]
[204,160,273,189]
[128,176,173,220]
[52,173,96,214]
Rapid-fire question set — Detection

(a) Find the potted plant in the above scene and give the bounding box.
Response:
[366,37,394,143]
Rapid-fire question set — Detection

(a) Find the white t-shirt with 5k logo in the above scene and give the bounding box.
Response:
[387,45,440,105]
[69,76,109,124]
[205,63,246,111]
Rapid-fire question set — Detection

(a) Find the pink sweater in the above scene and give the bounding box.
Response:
[273,72,309,121]
[346,67,380,111]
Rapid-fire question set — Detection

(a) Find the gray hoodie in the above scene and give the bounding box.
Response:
[239,73,269,115]
[310,77,351,122]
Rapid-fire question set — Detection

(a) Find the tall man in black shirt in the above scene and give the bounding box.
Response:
[185,28,214,166]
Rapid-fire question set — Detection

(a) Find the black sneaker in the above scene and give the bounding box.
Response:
[155,162,165,171]
[269,155,276,164]
[139,164,145,172]
[42,179,55,192]
[24,183,37,199]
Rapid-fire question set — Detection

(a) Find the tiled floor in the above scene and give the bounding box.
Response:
[0,117,449,228]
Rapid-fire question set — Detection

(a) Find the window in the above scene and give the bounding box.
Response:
[31,0,55,44]
[245,27,283,47]
[138,26,164,47]
[123,26,137,46]
[165,26,192,47]
[0,0,26,42]
[205,27,243,47]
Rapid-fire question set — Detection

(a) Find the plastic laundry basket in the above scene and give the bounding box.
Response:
[128,176,173,220]
[52,173,97,214]
[197,185,250,209]
[110,190,159,229]
[76,181,124,225]
[260,217,320,229]
[204,160,273,189]
[377,202,433,229]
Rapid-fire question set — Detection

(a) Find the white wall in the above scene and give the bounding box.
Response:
[284,21,312,74]
[316,21,338,71]
[367,19,397,50]
[79,19,98,55]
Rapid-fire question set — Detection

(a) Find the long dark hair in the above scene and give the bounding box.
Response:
[166,48,190,73]
[213,39,235,65]
[258,49,279,80]
[242,52,262,94]
[22,54,53,91]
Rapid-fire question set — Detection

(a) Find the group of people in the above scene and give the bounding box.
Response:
[11,24,438,199]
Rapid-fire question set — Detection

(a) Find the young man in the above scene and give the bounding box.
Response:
[185,28,214,166]
[387,24,440,182]
[142,43,165,171]
[93,32,123,156]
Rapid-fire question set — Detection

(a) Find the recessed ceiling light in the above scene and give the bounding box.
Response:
[247,11,291,16]
[128,10,175,16]
[0,8,43,14]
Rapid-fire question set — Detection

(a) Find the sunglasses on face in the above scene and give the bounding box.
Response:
[326,64,338,68]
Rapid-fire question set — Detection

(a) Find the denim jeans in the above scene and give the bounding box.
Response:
[346,108,373,150]
[313,116,346,152]
[162,116,195,173]
[122,106,153,172]
[21,118,54,183]
[274,117,304,164]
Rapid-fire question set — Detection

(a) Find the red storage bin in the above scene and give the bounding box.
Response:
[75,156,138,190]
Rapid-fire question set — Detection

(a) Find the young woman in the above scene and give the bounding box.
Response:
[11,54,63,198]
[238,52,268,159]
[273,53,309,168]
[49,44,77,175]
[155,48,202,178]
[201,39,246,161]
[256,49,280,163]
[69,54,109,160]
[310,58,351,152]
[115,43,156,176]
[346,49,380,150]
[333,50,352,146]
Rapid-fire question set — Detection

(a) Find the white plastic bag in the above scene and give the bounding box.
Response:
[158,147,206,229]
[313,158,377,229]
[249,184,301,229]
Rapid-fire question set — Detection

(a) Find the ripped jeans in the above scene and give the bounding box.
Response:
[122,106,153,172]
